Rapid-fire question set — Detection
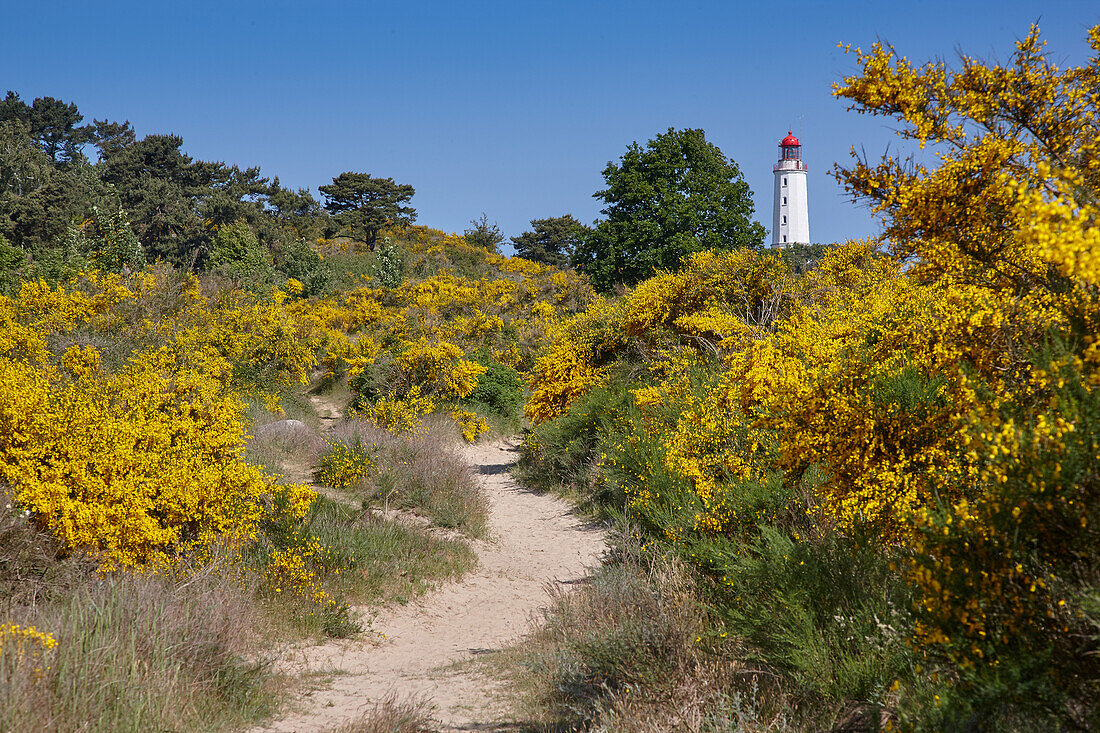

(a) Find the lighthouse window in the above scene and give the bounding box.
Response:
[783,196,787,205]
[783,177,788,186]
[782,215,787,224]
[783,235,788,243]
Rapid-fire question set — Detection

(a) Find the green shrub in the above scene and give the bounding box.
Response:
[273,236,333,296]
[371,236,403,287]
[899,343,1100,731]
[210,220,277,290]
[518,377,636,513]
[715,526,915,712]
[462,352,524,418]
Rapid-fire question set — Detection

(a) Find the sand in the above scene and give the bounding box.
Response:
[255,437,607,732]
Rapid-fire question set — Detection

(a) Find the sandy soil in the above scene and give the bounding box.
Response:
[256,437,607,732]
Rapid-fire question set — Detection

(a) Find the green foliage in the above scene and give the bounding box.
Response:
[779,242,836,275]
[30,225,90,285]
[463,212,504,253]
[718,527,914,710]
[70,202,146,274]
[510,214,589,268]
[98,133,222,263]
[371,235,404,287]
[0,89,406,285]
[209,220,276,289]
[0,141,109,254]
[272,236,333,296]
[322,247,386,294]
[902,340,1100,731]
[0,234,23,271]
[319,172,416,250]
[90,118,135,160]
[519,377,636,513]
[573,127,766,291]
[0,91,94,167]
[267,180,322,230]
[461,352,525,419]
[0,234,26,293]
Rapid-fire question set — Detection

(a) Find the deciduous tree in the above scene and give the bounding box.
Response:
[573,128,765,291]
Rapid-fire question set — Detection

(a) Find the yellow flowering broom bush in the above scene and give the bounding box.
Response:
[522,22,1100,728]
[291,231,591,439]
[0,272,317,570]
[0,228,586,572]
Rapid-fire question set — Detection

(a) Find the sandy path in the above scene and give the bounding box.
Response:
[257,437,607,732]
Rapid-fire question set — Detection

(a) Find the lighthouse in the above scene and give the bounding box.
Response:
[771,131,809,247]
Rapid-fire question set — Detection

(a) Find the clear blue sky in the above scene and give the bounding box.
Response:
[4,1,1099,250]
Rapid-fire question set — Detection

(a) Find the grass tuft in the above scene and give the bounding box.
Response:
[317,419,489,538]
[503,536,789,731]
[0,529,276,732]
[305,496,478,608]
[323,693,438,733]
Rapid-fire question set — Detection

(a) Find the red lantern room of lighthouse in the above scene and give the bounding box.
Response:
[778,131,805,167]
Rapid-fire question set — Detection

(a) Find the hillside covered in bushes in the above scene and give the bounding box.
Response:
[0,223,590,729]
[2,19,1099,733]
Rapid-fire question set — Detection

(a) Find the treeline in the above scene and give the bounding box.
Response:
[0,91,435,295]
[0,93,309,282]
[3,92,823,300]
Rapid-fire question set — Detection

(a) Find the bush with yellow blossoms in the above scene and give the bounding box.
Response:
[827,24,1100,725]
[522,24,1100,729]
[291,229,591,439]
[0,271,317,569]
[0,623,57,678]
[260,536,357,637]
[313,436,374,491]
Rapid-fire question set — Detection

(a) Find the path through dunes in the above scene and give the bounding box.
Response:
[257,437,607,732]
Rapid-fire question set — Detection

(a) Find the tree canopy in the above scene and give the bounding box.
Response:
[0,89,334,288]
[572,127,765,291]
[0,92,94,167]
[319,172,416,250]
[463,213,504,253]
[511,215,589,269]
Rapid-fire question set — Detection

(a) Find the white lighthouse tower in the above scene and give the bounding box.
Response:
[771,131,809,247]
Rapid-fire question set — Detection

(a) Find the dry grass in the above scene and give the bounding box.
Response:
[1,488,279,732]
[245,404,489,538]
[323,693,438,733]
[1,506,277,732]
[503,539,790,732]
[320,418,489,538]
[0,488,88,610]
[244,406,325,484]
